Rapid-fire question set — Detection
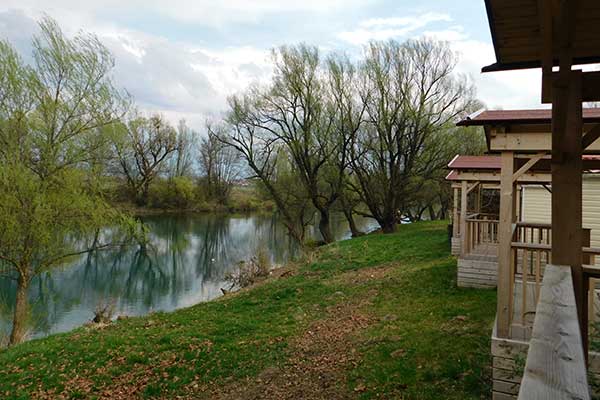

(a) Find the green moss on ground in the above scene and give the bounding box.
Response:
[0,221,496,399]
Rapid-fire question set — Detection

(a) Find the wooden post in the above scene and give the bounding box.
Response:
[515,186,521,222]
[551,70,585,355]
[460,180,468,256]
[476,185,482,215]
[497,151,516,338]
[583,229,591,265]
[453,187,459,238]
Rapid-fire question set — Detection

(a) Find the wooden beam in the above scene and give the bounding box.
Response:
[552,69,585,356]
[460,180,468,257]
[538,0,553,103]
[450,171,551,184]
[512,153,546,182]
[489,126,600,153]
[517,265,590,400]
[452,187,459,237]
[582,124,600,150]
[497,151,516,338]
[543,71,600,103]
[466,182,480,195]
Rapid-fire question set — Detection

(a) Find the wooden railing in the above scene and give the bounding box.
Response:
[514,222,551,245]
[508,223,599,338]
[518,265,590,399]
[510,242,550,328]
[463,213,499,254]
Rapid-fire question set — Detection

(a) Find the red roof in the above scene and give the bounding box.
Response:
[457,108,600,126]
[447,155,501,170]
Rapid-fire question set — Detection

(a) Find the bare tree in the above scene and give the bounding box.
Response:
[326,53,367,237]
[210,95,312,243]
[199,129,241,203]
[221,45,342,243]
[169,119,196,178]
[350,39,474,233]
[112,113,178,205]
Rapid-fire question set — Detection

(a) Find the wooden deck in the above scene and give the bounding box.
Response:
[457,243,498,288]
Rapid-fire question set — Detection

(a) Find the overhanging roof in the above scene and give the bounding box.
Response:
[447,155,501,170]
[445,154,600,183]
[483,0,600,72]
[457,108,600,127]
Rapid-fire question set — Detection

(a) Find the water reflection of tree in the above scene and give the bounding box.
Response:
[0,213,373,339]
[195,214,233,279]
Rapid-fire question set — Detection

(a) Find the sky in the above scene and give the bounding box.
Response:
[0,0,545,132]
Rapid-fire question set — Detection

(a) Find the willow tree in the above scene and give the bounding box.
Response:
[350,39,474,233]
[209,96,312,244]
[219,45,349,244]
[0,18,135,345]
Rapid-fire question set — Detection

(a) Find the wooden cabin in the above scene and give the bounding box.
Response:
[448,109,600,398]
[446,141,600,288]
[477,1,600,398]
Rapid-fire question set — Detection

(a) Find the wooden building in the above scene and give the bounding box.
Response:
[476,1,600,398]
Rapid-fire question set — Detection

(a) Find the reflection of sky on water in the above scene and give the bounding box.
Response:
[0,213,378,340]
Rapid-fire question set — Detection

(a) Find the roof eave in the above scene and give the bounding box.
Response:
[482,57,600,73]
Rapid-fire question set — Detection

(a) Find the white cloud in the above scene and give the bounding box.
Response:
[338,12,452,45]
[422,26,468,42]
[0,0,370,27]
[337,13,544,109]
[444,37,543,110]
[0,10,274,132]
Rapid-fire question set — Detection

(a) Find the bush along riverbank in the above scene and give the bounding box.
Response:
[0,221,496,399]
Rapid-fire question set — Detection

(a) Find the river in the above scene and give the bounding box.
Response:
[0,212,378,340]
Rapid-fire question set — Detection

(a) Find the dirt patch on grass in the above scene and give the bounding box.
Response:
[196,300,375,400]
[333,263,396,286]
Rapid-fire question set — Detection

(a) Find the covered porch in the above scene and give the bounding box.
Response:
[472,1,600,396]
[457,109,600,398]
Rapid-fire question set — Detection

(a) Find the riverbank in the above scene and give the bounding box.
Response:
[113,186,276,216]
[0,221,496,399]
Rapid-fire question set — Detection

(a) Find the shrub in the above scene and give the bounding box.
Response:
[225,246,272,289]
[93,299,116,324]
[148,177,196,209]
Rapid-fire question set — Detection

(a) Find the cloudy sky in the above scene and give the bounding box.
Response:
[0,0,545,131]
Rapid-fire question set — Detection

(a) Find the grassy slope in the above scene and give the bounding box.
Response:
[0,221,496,399]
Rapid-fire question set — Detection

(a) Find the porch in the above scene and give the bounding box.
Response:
[456,110,600,399]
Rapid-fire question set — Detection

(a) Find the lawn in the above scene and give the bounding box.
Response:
[0,221,497,399]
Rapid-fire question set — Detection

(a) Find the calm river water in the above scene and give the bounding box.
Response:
[0,213,378,340]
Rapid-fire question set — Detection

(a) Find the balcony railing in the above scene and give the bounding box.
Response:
[507,222,600,343]
[463,213,499,254]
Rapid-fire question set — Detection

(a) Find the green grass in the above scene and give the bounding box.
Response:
[0,221,496,399]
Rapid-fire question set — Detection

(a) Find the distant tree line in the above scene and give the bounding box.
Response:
[213,41,485,243]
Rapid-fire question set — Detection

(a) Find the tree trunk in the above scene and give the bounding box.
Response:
[343,208,363,237]
[9,272,30,346]
[428,205,436,221]
[137,181,150,206]
[318,209,334,244]
[380,215,396,234]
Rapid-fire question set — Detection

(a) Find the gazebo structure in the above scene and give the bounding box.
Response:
[478,1,600,398]
[446,153,552,288]
[453,110,600,399]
